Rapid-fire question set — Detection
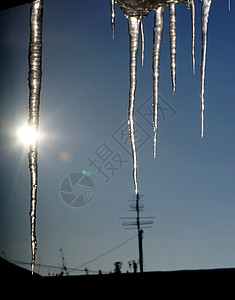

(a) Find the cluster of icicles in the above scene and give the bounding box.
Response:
[26,0,231,273]
[111,0,216,196]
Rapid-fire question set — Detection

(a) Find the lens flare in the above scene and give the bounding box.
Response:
[17,125,38,146]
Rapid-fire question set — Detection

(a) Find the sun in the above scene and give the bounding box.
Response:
[17,125,39,146]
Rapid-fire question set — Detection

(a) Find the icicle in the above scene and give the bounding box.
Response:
[200,0,212,138]
[28,0,43,274]
[128,16,140,195]
[190,0,196,74]
[111,0,115,39]
[152,6,165,158]
[140,17,145,67]
[168,3,176,94]
[228,0,231,11]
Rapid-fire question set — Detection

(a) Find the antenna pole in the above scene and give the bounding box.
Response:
[60,248,67,276]
[120,193,154,272]
[138,229,144,273]
[136,193,144,272]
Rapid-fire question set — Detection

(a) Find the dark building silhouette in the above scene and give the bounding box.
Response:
[1,256,235,298]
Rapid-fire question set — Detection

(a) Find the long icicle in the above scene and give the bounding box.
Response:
[140,17,145,67]
[168,3,176,94]
[200,0,212,138]
[190,0,196,74]
[111,0,115,39]
[128,16,140,195]
[28,0,43,274]
[153,6,165,158]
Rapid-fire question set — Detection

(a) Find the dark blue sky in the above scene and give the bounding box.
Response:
[0,0,235,275]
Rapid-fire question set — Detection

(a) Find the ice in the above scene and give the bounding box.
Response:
[110,0,115,39]
[28,0,43,273]
[128,16,140,195]
[116,0,156,18]
[113,0,216,193]
[228,0,231,11]
[189,0,196,74]
[140,17,145,67]
[168,3,177,94]
[153,7,165,158]
[200,0,212,138]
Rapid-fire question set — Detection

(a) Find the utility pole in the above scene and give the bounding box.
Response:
[120,193,154,273]
[138,229,144,273]
[136,193,143,273]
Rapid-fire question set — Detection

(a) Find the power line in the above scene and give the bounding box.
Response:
[68,234,137,274]
[2,234,137,275]
[4,258,104,275]
[5,258,60,270]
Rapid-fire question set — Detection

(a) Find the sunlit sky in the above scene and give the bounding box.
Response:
[0,0,235,275]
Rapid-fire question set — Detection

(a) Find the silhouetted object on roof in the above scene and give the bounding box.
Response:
[114,261,123,274]
[133,260,137,273]
[128,260,138,273]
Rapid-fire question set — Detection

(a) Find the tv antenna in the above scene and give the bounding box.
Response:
[120,193,154,272]
[59,248,68,276]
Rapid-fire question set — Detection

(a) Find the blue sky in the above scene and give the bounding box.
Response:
[0,0,235,275]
